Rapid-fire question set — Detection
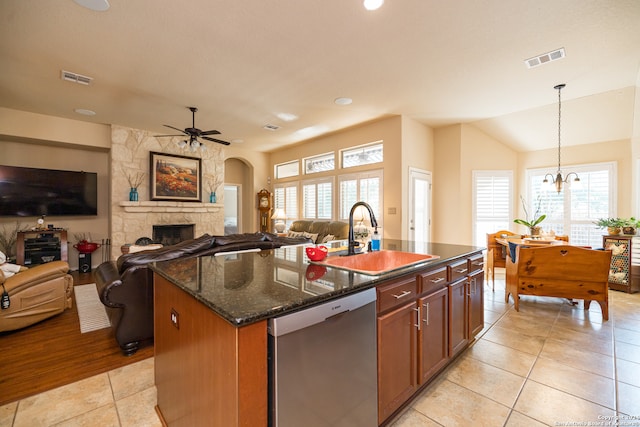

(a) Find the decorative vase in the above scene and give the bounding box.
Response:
[530,226,541,236]
[129,187,138,202]
[209,192,217,203]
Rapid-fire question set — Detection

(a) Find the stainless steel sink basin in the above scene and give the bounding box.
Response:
[312,250,439,276]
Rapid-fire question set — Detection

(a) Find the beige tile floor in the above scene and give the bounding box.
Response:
[390,270,640,426]
[1,270,639,426]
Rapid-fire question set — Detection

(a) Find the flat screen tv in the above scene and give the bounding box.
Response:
[0,165,98,217]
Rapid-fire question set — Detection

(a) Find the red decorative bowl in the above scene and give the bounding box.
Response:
[73,240,101,254]
[305,245,328,261]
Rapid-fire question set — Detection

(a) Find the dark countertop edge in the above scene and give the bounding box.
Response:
[150,244,485,327]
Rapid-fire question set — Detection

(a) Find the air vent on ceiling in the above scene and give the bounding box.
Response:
[61,70,93,85]
[263,124,281,131]
[524,48,565,69]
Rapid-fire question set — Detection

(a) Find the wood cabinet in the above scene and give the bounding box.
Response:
[16,229,67,266]
[603,235,640,293]
[417,286,448,384]
[448,277,468,357]
[376,251,484,425]
[154,274,267,427]
[377,299,418,422]
[468,268,485,336]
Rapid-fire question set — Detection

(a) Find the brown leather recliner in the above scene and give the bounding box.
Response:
[0,261,73,332]
[95,232,310,355]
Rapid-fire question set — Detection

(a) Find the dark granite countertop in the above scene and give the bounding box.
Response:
[150,240,483,327]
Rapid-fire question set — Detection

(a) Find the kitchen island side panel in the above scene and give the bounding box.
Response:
[154,274,268,427]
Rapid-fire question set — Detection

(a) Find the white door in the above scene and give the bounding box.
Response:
[408,168,432,243]
[224,184,241,235]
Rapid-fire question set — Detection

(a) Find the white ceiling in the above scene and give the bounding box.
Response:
[1,0,639,153]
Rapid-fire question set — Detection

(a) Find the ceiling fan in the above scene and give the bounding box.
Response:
[155,106,230,147]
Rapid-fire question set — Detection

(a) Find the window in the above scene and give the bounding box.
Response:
[338,170,383,225]
[275,161,299,179]
[304,153,335,174]
[302,178,333,219]
[526,162,616,248]
[472,171,513,247]
[341,141,383,168]
[274,183,298,227]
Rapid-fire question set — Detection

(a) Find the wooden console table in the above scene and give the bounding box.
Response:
[16,229,68,266]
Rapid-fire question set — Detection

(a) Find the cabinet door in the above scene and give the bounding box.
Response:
[418,287,448,385]
[448,278,468,357]
[468,270,484,337]
[377,301,418,423]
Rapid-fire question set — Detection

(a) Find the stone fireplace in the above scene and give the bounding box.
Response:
[108,125,224,261]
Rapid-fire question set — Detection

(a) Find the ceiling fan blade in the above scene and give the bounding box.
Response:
[155,134,186,138]
[163,124,188,134]
[200,129,221,136]
[201,136,231,146]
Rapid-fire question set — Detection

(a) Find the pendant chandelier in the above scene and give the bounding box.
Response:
[543,83,580,193]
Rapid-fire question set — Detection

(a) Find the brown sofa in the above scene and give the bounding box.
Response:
[0,261,73,332]
[287,220,349,244]
[95,232,310,355]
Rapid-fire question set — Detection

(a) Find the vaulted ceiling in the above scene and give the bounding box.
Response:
[1,0,639,153]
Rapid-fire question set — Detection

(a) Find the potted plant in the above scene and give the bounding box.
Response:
[514,196,546,236]
[622,217,640,235]
[594,218,624,235]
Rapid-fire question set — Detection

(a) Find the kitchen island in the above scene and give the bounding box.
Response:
[151,240,483,426]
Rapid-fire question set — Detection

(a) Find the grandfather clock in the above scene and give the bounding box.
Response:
[257,189,271,233]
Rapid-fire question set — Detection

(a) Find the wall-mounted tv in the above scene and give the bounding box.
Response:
[0,165,98,217]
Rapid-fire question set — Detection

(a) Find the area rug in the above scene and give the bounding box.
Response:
[73,283,111,333]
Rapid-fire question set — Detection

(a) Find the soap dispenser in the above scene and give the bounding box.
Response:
[371,227,381,251]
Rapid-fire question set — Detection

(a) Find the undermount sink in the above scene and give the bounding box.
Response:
[312,250,440,276]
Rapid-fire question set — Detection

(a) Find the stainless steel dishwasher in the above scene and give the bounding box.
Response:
[268,287,377,426]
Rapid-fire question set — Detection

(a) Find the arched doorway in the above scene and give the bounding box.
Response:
[224,158,253,234]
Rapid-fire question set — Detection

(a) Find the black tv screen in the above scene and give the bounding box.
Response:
[0,165,98,217]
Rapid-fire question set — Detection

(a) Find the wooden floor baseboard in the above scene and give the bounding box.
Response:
[0,270,154,406]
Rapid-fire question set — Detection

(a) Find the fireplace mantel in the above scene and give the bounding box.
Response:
[119,201,221,213]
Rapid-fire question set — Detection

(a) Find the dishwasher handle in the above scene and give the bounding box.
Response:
[268,288,376,337]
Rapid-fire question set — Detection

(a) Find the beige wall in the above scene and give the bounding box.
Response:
[2,106,637,260]
[0,140,110,270]
[400,116,435,239]
[269,116,407,239]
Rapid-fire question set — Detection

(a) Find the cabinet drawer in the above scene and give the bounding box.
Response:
[377,277,418,313]
[448,259,469,283]
[468,253,484,273]
[418,267,447,295]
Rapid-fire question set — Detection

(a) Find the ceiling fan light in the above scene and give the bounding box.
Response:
[177,140,187,148]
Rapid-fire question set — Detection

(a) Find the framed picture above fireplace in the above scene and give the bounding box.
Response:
[150,152,202,202]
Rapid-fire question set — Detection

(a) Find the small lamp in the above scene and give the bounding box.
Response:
[271,208,287,233]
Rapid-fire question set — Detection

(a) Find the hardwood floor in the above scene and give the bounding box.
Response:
[0,270,153,406]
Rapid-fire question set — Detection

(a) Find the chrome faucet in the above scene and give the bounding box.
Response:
[347,201,378,256]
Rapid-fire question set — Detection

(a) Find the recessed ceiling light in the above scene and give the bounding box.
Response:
[74,108,96,116]
[73,0,110,11]
[276,112,298,122]
[334,97,353,105]
[231,139,244,144]
[363,0,384,11]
